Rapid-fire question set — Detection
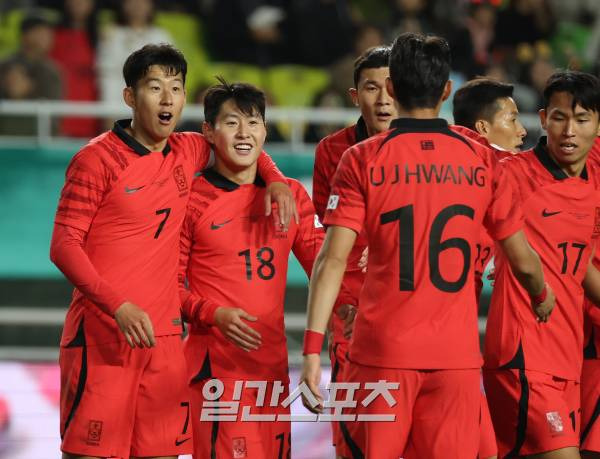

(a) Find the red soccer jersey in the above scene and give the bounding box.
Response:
[179,171,324,383]
[313,118,370,308]
[584,251,600,361]
[54,120,283,346]
[324,118,523,369]
[484,138,600,381]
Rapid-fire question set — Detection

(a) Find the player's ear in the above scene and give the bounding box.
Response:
[539,108,547,130]
[349,87,359,107]
[441,80,452,102]
[123,86,135,109]
[202,121,215,143]
[475,119,488,136]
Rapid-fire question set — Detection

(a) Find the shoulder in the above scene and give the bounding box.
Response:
[316,125,356,158]
[68,131,115,170]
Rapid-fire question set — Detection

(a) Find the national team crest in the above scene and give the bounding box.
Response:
[173,165,188,192]
[232,437,247,458]
[546,411,564,435]
[87,420,103,445]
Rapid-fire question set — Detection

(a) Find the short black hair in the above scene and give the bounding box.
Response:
[20,14,52,34]
[123,43,187,88]
[203,76,266,125]
[453,78,514,129]
[353,46,391,87]
[543,70,600,113]
[389,32,451,110]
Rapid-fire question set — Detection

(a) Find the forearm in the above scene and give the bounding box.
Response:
[50,224,126,316]
[499,231,545,296]
[257,151,285,183]
[306,252,347,333]
[180,288,220,326]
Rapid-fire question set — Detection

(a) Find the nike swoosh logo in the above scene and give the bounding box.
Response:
[175,437,191,446]
[542,209,562,217]
[125,185,145,194]
[210,219,233,230]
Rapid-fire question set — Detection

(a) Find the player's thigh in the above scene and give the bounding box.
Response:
[480,390,499,459]
[404,369,480,459]
[131,335,192,458]
[60,341,144,459]
[526,446,581,459]
[581,360,600,454]
[329,341,352,458]
[344,362,420,459]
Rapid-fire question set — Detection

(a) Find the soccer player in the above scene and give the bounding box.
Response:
[49,44,296,459]
[452,77,530,459]
[178,80,324,458]
[483,71,600,459]
[581,296,600,458]
[312,45,398,459]
[300,32,552,458]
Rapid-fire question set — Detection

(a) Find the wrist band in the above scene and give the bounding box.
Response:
[530,283,548,304]
[303,330,325,355]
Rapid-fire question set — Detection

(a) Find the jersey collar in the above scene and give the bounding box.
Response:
[533,136,588,181]
[354,116,369,143]
[112,119,172,156]
[390,117,449,130]
[202,168,266,191]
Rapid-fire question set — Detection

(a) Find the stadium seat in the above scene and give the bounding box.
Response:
[0,9,25,58]
[203,62,265,88]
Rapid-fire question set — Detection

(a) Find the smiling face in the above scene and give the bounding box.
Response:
[540,91,600,175]
[203,99,267,172]
[350,67,398,137]
[484,97,527,152]
[124,65,185,149]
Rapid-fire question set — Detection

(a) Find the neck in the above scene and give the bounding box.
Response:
[126,120,168,152]
[396,106,441,119]
[547,148,587,177]
[214,157,257,185]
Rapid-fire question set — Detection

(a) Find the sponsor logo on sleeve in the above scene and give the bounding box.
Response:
[314,215,323,228]
[327,195,339,210]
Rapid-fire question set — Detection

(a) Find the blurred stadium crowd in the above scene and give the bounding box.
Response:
[0,0,599,141]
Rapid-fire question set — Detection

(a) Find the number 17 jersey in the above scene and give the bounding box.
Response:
[324,118,523,370]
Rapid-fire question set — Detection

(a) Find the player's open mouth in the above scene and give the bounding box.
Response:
[559,142,577,154]
[234,143,253,154]
[376,111,391,120]
[158,112,173,124]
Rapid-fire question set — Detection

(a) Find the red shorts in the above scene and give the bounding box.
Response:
[59,334,191,458]
[581,359,600,453]
[191,378,291,459]
[480,390,498,459]
[483,369,580,457]
[329,308,351,458]
[342,362,480,459]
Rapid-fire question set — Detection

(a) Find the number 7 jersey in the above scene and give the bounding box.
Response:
[324,118,523,369]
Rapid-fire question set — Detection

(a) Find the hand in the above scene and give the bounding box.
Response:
[265,182,299,231]
[532,284,555,323]
[486,268,495,286]
[114,301,155,348]
[214,307,261,351]
[300,353,323,413]
[336,304,357,340]
[358,247,368,273]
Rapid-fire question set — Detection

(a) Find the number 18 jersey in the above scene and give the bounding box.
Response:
[324,118,523,369]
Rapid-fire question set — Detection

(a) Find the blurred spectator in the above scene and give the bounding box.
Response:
[493,0,556,52]
[387,0,436,39]
[97,0,173,104]
[329,24,386,101]
[286,0,353,66]
[50,0,100,137]
[304,86,347,143]
[0,13,62,136]
[203,0,287,66]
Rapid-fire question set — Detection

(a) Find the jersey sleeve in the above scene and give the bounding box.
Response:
[54,149,109,233]
[312,139,334,221]
[178,203,220,326]
[291,180,325,277]
[323,147,366,234]
[49,224,126,316]
[256,151,286,184]
[483,162,524,241]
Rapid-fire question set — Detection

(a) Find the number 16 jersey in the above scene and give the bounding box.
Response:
[324,118,523,370]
